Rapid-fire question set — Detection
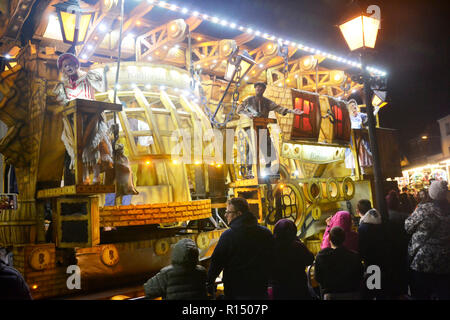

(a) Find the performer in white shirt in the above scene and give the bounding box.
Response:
[53,53,113,184]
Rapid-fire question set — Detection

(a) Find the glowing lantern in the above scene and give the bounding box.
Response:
[339,14,380,51]
[372,90,387,108]
[53,0,95,51]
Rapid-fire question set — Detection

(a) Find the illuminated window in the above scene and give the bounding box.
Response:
[332,104,343,137]
[293,97,312,131]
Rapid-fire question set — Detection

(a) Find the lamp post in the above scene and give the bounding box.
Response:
[340,14,388,223]
[53,0,95,53]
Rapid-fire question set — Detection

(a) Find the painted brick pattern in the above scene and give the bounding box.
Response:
[26,267,73,300]
[265,85,296,140]
[12,243,56,275]
[99,199,212,227]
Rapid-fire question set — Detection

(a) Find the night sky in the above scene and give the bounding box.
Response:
[178,0,449,149]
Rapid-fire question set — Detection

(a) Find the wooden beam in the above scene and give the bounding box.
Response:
[234,32,255,46]
[122,2,154,35]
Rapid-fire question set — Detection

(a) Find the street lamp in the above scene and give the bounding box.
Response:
[372,90,387,109]
[340,13,388,223]
[53,0,95,53]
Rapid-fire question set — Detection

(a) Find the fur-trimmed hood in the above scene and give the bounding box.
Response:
[360,208,382,225]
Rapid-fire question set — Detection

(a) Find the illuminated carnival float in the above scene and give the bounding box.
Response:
[0,0,400,299]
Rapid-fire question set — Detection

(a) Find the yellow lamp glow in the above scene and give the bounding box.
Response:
[339,15,380,51]
[372,90,387,107]
[54,0,94,47]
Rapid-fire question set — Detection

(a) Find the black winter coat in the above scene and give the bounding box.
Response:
[270,219,314,300]
[358,212,390,269]
[207,213,274,300]
[315,247,364,294]
[386,209,410,295]
[0,260,32,300]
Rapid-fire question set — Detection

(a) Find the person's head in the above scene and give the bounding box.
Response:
[57,53,79,77]
[347,99,359,116]
[171,238,199,267]
[428,180,448,201]
[401,186,408,193]
[254,82,266,97]
[330,211,352,232]
[225,197,250,224]
[418,188,431,203]
[356,199,372,217]
[385,190,400,211]
[273,218,297,243]
[329,226,346,248]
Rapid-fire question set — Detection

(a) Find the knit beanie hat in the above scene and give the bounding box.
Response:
[428,180,448,200]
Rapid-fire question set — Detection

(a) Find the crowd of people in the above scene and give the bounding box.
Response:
[1,181,448,300]
[144,180,449,301]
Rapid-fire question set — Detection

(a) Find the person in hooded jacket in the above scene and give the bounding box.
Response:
[143,238,207,300]
[357,199,390,299]
[315,226,364,300]
[321,211,358,252]
[0,248,32,300]
[385,190,410,298]
[405,180,450,300]
[207,197,274,300]
[270,219,314,300]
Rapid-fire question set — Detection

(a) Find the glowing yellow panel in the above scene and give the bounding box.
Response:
[340,15,380,50]
[78,13,93,43]
[362,16,380,49]
[60,11,76,42]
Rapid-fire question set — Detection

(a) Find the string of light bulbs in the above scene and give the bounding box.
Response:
[142,0,387,76]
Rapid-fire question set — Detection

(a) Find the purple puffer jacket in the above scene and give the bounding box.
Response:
[321,211,359,253]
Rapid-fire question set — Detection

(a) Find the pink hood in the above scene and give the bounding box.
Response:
[321,211,359,252]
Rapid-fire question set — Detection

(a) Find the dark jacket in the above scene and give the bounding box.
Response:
[0,260,32,300]
[386,209,410,294]
[315,247,364,294]
[144,238,207,300]
[270,219,314,299]
[358,209,389,269]
[207,212,274,299]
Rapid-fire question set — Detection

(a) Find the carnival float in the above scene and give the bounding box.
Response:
[0,0,401,299]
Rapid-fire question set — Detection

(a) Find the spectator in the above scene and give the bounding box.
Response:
[315,226,364,300]
[357,199,390,299]
[405,180,450,300]
[270,219,314,300]
[143,238,207,300]
[385,190,410,298]
[399,187,413,214]
[321,211,358,252]
[417,188,432,206]
[207,197,274,300]
[0,247,32,300]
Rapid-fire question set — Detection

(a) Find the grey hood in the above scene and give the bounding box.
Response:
[171,238,199,266]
